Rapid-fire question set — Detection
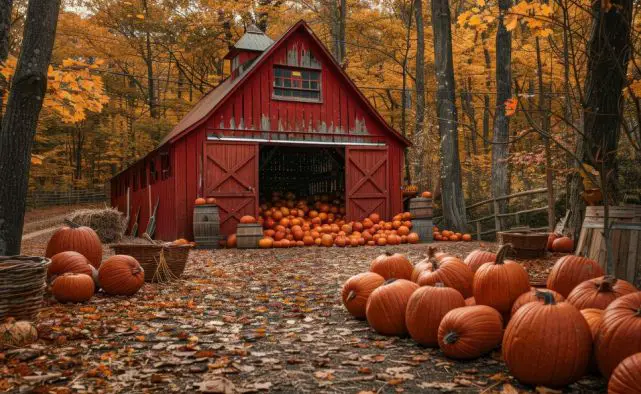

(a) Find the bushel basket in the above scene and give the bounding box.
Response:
[0,256,50,321]
[112,243,191,282]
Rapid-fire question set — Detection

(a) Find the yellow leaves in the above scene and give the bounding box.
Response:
[468,15,483,26]
[505,15,519,31]
[136,14,145,20]
[505,1,554,35]
[505,98,518,116]
[31,155,44,165]
[478,0,486,6]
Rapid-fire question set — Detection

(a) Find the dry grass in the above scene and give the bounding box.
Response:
[67,207,127,243]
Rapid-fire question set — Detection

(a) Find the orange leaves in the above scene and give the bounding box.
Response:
[504,97,518,116]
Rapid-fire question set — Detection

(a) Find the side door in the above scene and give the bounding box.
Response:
[204,142,258,236]
[345,146,389,221]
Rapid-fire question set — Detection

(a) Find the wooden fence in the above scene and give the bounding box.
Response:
[26,188,109,209]
[434,188,552,240]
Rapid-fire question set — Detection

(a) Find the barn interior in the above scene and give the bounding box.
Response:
[259,145,345,205]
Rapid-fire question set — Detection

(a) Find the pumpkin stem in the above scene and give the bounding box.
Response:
[535,289,556,305]
[443,331,459,344]
[64,219,81,228]
[347,290,356,301]
[597,276,616,292]
[495,244,513,265]
[384,278,397,285]
[384,251,393,257]
[427,246,438,259]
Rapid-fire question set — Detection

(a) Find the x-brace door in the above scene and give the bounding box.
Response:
[345,146,389,221]
[204,142,258,235]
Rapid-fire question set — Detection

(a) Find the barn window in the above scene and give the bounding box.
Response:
[160,152,171,180]
[273,67,321,102]
[149,158,157,184]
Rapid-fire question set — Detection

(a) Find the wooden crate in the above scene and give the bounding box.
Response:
[576,205,641,288]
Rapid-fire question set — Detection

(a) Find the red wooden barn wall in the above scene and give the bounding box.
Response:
[111,23,405,241]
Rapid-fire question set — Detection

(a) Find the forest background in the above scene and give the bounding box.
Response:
[1,0,640,234]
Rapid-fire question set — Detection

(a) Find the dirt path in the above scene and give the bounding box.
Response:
[21,226,60,241]
[2,242,606,393]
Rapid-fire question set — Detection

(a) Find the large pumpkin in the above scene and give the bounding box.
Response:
[417,256,473,298]
[546,255,604,298]
[510,288,565,317]
[405,284,465,346]
[341,272,385,319]
[47,251,97,283]
[98,255,145,296]
[595,292,641,378]
[472,244,530,314]
[45,221,103,268]
[463,249,497,273]
[438,305,504,360]
[566,275,637,310]
[370,252,413,281]
[502,291,592,387]
[608,352,641,394]
[51,273,95,303]
[0,319,38,350]
[581,308,604,373]
[365,279,419,336]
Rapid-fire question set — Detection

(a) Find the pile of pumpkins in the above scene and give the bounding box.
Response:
[341,245,641,391]
[432,226,473,242]
[224,191,422,248]
[44,221,145,303]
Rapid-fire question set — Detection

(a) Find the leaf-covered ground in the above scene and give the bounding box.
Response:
[3,242,606,393]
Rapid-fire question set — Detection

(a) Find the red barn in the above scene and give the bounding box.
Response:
[110,20,410,241]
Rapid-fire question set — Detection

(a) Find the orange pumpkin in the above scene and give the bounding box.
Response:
[608,352,641,394]
[417,255,473,298]
[98,255,145,296]
[51,273,95,303]
[461,234,472,242]
[45,221,103,269]
[510,288,565,317]
[370,253,413,280]
[321,234,333,247]
[240,215,257,224]
[405,284,465,346]
[195,197,206,205]
[463,249,497,273]
[546,255,604,298]
[258,238,273,248]
[365,279,419,336]
[566,275,637,310]
[369,213,381,224]
[342,272,385,319]
[47,251,96,284]
[421,191,432,198]
[227,234,237,248]
[438,305,504,359]
[205,197,217,204]
[552,236,574,253]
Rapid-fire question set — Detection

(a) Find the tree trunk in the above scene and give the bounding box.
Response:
[0,0,12,122]
[536,37,555,231]
[491,0,512,229]
[0,0,61,255]
[481,31,491,154]
[431,0,467,231]
[566,0,632,243]
[142,0,157,119]
[413,0,425,187]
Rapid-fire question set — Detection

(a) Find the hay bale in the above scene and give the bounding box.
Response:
[67,207,127,243]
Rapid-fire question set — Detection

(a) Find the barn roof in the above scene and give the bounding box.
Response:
[158,19,411,148]
[226,24,274,55]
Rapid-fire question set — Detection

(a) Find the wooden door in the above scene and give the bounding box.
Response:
[346,146,389,221]
[204,142,258,236]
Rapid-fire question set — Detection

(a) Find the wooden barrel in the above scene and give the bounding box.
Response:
[576,205,641,288]
[412,219,433,243]
[193,205,220,248]
[409,197,433,219]
[237,223,263,249]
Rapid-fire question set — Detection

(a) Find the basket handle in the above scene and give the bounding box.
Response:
[142,233,158,245]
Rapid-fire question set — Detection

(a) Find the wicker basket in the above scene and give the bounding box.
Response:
[0,256,50,321]
[111,244,192,282]
[498,229,549,259]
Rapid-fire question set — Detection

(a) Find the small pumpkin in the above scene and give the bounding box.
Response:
[342,272,386,319]
[240,215,256,224]
[365,279,419,336]
[510,288,565,317]
[0,318,38,349]
[552,236,574,253]
[407,232,419,244]
[258,238,273,248]
[546,255,604,298]
[98,255,145,296]
[405,283,465,346]
[47,251,97,283]
[581,308,604,373]
[205,197,217,204]
[438,305,503,359]
[595,292,641,378]
[547,232,560,250]
[503,290,592,387]
[473,244,531,315]
[370,252,413,280]
[463,249,496,273]
[195,197,206,205]
[45,220,103,268]
[566,275,637,310]
[51,273,95,303]
[608,352,641,394]
[417,255,473,298]
[421,191,432,198]
[227,234,237,248]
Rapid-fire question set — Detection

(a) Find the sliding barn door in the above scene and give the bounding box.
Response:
[346,146,389,221]
[204,142,258,236]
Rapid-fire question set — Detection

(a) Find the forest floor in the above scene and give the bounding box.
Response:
[4,240,607,393]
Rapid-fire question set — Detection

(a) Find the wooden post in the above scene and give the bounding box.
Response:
[493,199,501,232]
[476,221,482,241]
